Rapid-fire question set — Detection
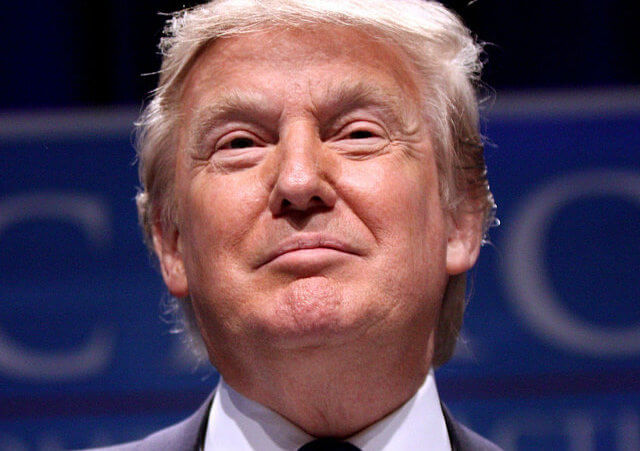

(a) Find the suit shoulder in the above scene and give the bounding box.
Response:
[79,393,213,451]
[83,421,195,451]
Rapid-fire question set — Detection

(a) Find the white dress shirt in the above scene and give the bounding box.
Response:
[204,370,451,450]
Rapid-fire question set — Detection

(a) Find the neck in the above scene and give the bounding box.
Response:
[218,330,434,437]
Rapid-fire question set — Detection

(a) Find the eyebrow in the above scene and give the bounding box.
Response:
[314,79,411,128]
[186,79,419,152]
[187,89,278,151]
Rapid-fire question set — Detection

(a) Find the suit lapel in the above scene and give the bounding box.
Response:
[441,403,502,451]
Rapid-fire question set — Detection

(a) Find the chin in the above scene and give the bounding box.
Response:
[252,277,362,349]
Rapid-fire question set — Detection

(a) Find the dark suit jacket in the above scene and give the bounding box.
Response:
[88,394,501,451]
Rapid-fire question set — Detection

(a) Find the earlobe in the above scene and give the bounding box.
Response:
[445,209,483,276]
[152,222,189,298]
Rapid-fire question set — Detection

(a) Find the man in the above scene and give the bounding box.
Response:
[99,0,499,449]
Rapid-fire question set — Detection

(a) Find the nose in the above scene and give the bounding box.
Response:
[268,122,337,216]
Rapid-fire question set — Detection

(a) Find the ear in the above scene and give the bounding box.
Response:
[445,207,484,276]
[152,220,189,298]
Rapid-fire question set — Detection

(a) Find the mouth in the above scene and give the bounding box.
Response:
[259,233,361,269]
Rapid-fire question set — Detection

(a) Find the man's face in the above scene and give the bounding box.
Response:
[155,26,479,371]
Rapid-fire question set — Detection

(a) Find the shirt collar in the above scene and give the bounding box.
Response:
[204,370,451,451]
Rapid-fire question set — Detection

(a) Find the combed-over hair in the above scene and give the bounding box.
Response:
[135,0,495,366]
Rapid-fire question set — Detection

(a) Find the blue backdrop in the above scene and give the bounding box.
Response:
[1,89,639,450]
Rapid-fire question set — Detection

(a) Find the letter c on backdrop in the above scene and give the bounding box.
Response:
[0,192,116,381]
[503,169,640,357]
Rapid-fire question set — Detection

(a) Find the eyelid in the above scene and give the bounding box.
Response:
[203,129,270,171]
[217,131,256,148]
[326,119,391,160]
[213,129,269,154]
[334,120,387,140]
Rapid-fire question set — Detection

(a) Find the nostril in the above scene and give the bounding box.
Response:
[278,195,326,215]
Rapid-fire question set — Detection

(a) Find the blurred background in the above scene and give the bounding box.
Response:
[1,1,639,449]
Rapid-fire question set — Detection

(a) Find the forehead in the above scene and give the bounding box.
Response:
[178,25,423,116]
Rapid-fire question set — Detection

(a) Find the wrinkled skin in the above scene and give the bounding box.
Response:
[153,26,481,437]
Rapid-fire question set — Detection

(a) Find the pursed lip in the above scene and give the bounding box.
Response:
[258,233,362,268]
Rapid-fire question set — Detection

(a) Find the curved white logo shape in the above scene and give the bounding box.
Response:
[503,169,640,357]
[0,192,116,380]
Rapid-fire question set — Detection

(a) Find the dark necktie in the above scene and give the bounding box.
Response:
[298,437,361,451]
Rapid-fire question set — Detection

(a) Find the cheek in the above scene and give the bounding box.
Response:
[340,156,442,243]
[180,171,266,271]
[340,156,449,299]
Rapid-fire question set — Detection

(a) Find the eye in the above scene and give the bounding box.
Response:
[217,135,260,151]
[330,121,388,158]
[220,136,256,149]
[336,121,385,142]
[347,130,375,140]
[207,131,268,169]
[212,129,269,155]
